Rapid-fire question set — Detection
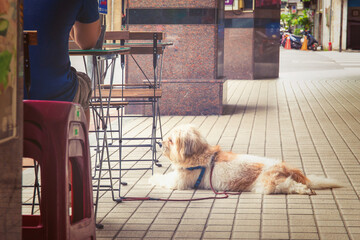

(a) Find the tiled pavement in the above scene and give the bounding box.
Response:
[23,50,360,239]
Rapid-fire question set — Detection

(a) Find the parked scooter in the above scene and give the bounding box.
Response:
[281,30,319,51]
[303,30,319,51]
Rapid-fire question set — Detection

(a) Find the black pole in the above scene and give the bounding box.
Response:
[339,0,344,52]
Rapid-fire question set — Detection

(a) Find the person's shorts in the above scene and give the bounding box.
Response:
[72,68,92,111]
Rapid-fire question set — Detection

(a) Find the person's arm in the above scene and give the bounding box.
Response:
[71,19,100,50]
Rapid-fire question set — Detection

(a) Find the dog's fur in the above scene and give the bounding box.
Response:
[150,125,341,195]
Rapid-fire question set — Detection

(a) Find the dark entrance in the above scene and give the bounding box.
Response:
[347,0,360,49]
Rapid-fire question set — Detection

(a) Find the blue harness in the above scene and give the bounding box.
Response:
[186,166,206,189]
[186,152,218,189]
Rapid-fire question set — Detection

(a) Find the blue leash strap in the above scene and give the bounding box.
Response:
[186,166,206,189]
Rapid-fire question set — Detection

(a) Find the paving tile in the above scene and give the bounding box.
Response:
[262,225,289,232]
[262,208,287,214]
[288,208,314,215]
[232,231,260,239]
[203,231,231,239]
[290,226,318,233]
[316,220,345,227]
[237,203,262,209]
[234,219,261,226]
[318,226,347,234]
[156,212,183,219]
[116,230,146,238]
[126,218,154,224]
[348,226,360,234]
[105,212,132,219]
[237,208,262,214]
[346,221,360,227]
[238,198,262,203]
[207,219,234,225]
[183,212,209,219]
[173,231,203,239]
[160,207,186,213]
[96,230,121,238]
[262,214,287,220]
[176,224,205,232]
[287,203,312,209]
[121,224,150,231]
[262,219,288,226]
[319,233,351,240]
[211,208,236,214]
[149,224,178,231]
[263,203,287,209]
[131,212,158,219]
[340,209,360,215]
[152,218,181,225]
[313,209,341,215]
[314,214,342,221]
[180,218,207,225]
[205,225,232,232]
[209,213,235,219]
[188,202,213,208]
[232,225,260,232]
[290,233,319,240]
[144,231,174,238]
[185,207,211,214]
[350,233,360,240]
[261,232,289,239]
[236,214,261,220]
[289,215,314,222]
[135,207,162,213]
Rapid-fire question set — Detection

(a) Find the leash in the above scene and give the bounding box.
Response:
[120,152,242,202]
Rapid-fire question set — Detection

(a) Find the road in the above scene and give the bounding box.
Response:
[279,49,360,82]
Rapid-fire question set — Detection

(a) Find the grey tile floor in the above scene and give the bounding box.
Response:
[93,50,360,239]
[23,49,360,239]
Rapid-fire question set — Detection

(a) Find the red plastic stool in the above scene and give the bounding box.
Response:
[22,100,96,240]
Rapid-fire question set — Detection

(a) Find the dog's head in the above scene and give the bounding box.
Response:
[162,125,209,167]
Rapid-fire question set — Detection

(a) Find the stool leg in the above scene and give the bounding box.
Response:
[31,159,41,215]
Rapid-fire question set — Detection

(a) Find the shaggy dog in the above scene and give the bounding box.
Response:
[150,125,341,195]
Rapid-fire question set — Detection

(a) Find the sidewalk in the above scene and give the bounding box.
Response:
[93,50,360,239]
[25,50,360,239]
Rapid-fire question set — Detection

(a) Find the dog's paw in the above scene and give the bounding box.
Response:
[149,173,178,189]
[149,174,163,186]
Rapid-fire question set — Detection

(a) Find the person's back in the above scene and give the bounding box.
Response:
[23,0,99,102]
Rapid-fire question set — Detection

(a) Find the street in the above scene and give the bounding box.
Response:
[279,48,360,81]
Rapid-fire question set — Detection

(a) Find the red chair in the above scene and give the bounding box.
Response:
[22,100,96,240]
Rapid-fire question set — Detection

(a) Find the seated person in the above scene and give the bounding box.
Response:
[23,0,101,126]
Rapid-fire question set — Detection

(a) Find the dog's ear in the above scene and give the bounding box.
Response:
[183,131,207,158]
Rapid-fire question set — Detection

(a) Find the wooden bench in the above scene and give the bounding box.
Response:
[104,31,169,55]
[95,88,162,99]
[104,31,164,41]
[91,101,129,107]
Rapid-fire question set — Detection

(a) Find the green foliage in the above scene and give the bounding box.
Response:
[281,10,313,33]
[0,50,12,93]
[293,10,313,30]
[280,13,297,31]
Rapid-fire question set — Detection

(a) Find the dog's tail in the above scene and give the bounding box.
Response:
[307,175,342,190]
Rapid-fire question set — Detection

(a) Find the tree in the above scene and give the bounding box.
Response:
[281,13,297,33]
[281,10,313,35]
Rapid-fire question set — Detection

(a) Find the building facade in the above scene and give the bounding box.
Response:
[284,0,360,50]
[315,0,360,50]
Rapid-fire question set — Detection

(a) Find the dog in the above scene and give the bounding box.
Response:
[150,125,341,195]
